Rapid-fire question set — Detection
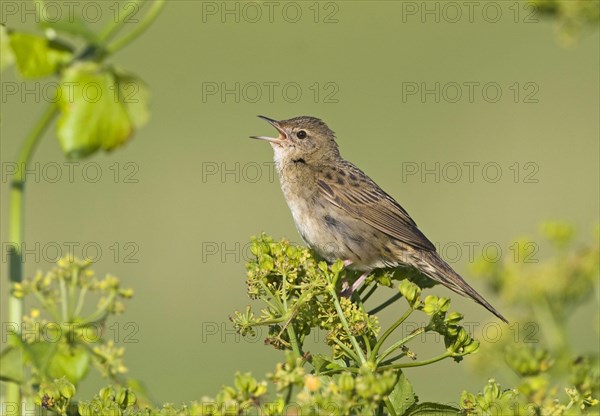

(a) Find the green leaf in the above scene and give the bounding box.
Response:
[8,32,72,78]
[311,353,346,373]
[388,372,416,415]
[113,69,150,129]
[40,17,98,43]
[404,402,461,416]
[23,340,57,375]
[0,346,24,383]
[57,62,134,159]
[47,344,90,385]
[55,377,76,399]
[0,25,15,70]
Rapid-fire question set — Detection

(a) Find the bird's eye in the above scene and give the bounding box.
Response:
[297,130,307,139]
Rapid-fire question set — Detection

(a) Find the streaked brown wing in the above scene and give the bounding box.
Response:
[317,169,436,252]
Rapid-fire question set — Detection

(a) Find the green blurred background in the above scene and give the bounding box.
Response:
[1,0,599,405]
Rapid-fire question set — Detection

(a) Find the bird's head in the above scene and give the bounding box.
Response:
[251,116,340,164]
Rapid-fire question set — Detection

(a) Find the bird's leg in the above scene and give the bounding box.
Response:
[350,271,369,293]
[341,271,369,297]
[340,259,354,294]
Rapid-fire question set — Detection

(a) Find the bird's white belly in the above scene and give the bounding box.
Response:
[285,194,323,247]
[276,158,389,269]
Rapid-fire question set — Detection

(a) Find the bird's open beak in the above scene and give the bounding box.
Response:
[250,115,287,144]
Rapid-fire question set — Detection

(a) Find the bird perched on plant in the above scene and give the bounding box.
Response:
[251,115,507,323]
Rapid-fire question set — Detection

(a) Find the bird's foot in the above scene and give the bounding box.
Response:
[343,259,353,267]
[340,271,369,297]
[340,280,351,296]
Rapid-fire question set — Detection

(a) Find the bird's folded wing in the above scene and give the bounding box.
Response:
[317,178,436,252]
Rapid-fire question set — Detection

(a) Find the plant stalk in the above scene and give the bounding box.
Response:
[377,327,425,364]
[4,0,165,409]
[328,286,367,364]
[98,0,145,43]
[370,307,413,362]
[106,0,166,54]
[5,103,59,413]
[377,352,453,371]
[384,397,399,416]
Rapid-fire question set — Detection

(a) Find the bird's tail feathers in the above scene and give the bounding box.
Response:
[410,251,508,323]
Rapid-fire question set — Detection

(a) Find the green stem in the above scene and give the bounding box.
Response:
[59,278,69,322]
[7,104,58,276]
[354,289,374,358]
[377,352,453,371]
[328,286,367,364]
[261,297,280,313]
[362,334,372,357]
[286,323,302,359]
[257,315,292,326]
[280,272,303,358]
[332,337,361,363]
[281,272,289,309]
[370,308,413,362]
[379,352,407,366]
[106,0,165,54]
[67,267,79,320]
[259,281,285,312]
[383,397,399,416]
[5,103,58,412]
[31,290,62,323]
[377,328,425,365]
[319,366,360,376]
[5,0,165,409]
[80,292,116,325]
[284,384,293,405]
[73,286,88,317]
[98,0,145,44]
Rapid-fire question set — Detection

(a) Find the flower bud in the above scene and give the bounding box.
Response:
[338,373,355,392]
[58,379,75,399]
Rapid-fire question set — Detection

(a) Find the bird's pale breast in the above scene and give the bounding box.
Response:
[277,162,392,270]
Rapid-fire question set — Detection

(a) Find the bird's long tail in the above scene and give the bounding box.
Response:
[411,251,508,323]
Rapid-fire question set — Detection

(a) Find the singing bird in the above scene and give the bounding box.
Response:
[251,115,507,323]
